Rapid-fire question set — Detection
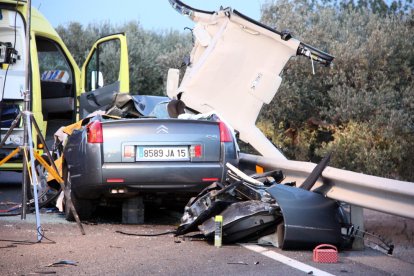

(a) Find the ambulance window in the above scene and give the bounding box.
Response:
[85,39,120,91]
[0,9,25,100]
[36,37,73,84]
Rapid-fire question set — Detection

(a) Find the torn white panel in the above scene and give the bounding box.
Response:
[173,9,299,159]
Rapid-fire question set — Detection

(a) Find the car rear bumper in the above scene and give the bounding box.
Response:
[71,162,225,199]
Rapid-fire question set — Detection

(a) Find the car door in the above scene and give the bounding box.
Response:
[79,33,129,119]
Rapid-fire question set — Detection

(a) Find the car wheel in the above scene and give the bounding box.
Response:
[27,155,60,207]
[63,164,95,221]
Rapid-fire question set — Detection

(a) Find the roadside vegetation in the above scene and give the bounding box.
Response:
[56,0,413,181]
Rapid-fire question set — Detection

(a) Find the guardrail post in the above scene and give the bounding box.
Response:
[350,205,365,250]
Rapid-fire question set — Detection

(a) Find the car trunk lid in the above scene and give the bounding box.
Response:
[100,118,223,163]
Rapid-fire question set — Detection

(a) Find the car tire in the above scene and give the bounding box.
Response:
[63,164,95,221]
[26,155,60,208]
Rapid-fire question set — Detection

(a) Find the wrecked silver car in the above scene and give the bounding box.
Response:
[61,94,239,221]
[61,0,333,223]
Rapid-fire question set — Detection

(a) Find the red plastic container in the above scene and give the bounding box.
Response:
[313,244,338,263]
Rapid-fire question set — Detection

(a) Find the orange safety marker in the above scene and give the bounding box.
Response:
[255,165,264,174]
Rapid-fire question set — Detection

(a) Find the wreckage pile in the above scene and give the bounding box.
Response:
[175,160,354,250]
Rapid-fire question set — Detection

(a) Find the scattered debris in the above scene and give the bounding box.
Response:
[0,244,17,249]
[115,230,176,237]
[175,156,355,250]
[46,260,77,267]
[181,234,206,241]
[351,227,394,255]
[227,261,248,265]
[82,221,98,226]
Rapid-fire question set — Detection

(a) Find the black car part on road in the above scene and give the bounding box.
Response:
[175,154,355,250]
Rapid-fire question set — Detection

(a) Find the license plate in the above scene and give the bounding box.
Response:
[136,146,189,161]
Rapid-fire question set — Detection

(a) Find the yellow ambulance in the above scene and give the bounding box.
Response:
[0,0,129,171]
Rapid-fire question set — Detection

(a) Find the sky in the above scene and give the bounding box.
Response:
[31,0,267,31]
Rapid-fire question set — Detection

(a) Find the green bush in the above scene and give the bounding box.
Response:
[259,0,413,181]
[316,122,414,180]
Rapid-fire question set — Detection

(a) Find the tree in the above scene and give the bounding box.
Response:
[57,21,192,96]
[259,0,414,181]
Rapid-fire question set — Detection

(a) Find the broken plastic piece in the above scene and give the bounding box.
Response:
[226,163,263,186]
[280,30,292,41]
[227,261,248,265]
[46,260,77,267]
[200,201,279,243]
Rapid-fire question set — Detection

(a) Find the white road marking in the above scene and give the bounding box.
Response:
[241,244,335,276]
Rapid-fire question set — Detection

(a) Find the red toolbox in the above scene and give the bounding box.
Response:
[313,244,338,263]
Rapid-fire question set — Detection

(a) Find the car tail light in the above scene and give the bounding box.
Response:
[202,178,219,182]
[190,144,203,158]
[107,178,124,183]
[87,121,103,143]
[219,121,233,142]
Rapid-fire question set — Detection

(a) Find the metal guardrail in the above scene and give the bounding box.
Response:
[240,153,414,220]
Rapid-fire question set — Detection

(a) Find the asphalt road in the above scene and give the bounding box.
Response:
[1,181,413,275]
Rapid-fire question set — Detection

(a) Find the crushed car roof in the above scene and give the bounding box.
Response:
[168,0,333,159]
